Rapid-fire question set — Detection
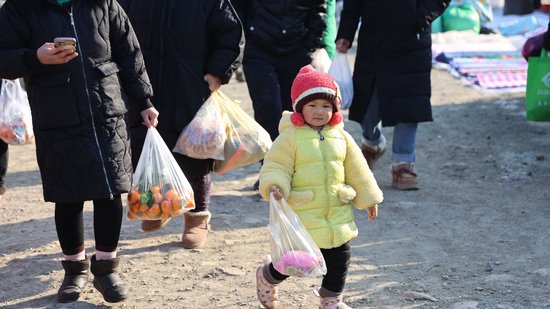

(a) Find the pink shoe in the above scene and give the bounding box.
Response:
[256,265,279,308]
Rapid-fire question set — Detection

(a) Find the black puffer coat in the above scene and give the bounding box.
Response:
[0,0,153,203]
[233,0,326,55]
[119,0,243,177]
[337,0,449,127]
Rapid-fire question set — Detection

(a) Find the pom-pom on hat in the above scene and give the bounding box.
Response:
[290,65,343,127]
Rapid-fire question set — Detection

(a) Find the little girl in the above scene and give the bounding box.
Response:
[257,65,383,308]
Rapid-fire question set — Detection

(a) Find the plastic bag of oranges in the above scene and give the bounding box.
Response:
[127,127,195,221]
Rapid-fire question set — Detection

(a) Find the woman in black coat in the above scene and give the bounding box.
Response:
[119,0,243,248]
[336,0,449,190]
[0,0,158,303]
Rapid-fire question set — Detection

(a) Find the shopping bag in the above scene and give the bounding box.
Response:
[127,127,195,220]
[525,49,550,122]
[0,79,34,145]
[328,52,354,110]
[311,48,332,73]
[173,95,226,160]
[268,194,327,278]
[213,90,272,174]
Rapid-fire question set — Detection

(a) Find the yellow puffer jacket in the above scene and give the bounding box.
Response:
[259,111,383,249]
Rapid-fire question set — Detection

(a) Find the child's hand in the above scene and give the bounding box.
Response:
[367,205,378,221]
[269,186,283,201]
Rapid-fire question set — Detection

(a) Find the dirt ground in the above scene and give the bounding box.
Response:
[0,62,549,309]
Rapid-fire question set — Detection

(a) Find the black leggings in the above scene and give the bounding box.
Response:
[0,140,8,188]
[55,195,123,255]
[270,242,352,293]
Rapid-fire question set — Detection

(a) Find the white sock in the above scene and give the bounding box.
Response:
[63,250,86,261]
[95,250,117,261]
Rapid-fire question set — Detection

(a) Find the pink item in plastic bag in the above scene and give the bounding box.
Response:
[273,250,325,278]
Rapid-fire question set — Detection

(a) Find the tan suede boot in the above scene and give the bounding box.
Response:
[391,162,419,190]
[181,210,211,249]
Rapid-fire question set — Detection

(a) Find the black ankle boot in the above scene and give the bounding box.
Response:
[90,255,128,303]
[57,259,89,303]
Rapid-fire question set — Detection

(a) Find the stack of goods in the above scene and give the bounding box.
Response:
[432,31,527,92]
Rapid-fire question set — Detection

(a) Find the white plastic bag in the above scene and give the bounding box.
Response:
[127,127,195,221]
[328,52,354,110]
[268,194,327,278]
[213,90,272,174]
[0,79,34,145]
[311,48,332,73]
[173,96,226,160]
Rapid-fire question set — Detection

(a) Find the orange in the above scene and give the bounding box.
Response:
[127,211,138,220]
[129,203,140,214]
[185,200,196,209]
[127,190,140,205]
[139,204,149,212]
[171,198,182,212]
[164,189,178,201]
[148,204,161,217]
[153,192,163,204]
[159,212,170,220]
[150,185,161,195]
[160,200,172,215]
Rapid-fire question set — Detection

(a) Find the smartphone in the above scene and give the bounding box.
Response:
[54,37,77,50]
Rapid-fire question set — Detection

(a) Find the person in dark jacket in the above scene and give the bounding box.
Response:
[232,0,327,189]
[0,0,159,303]
[232,0,326,141]
[336,0,449,190]
[119,0,243,248]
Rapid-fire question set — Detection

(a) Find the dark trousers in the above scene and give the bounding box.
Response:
[0,140,7,188]
[270,242,352,294]
[242,41,312,141]
[55,195,123,255]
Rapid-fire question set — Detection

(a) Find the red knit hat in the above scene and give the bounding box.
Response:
[290,65,343,127]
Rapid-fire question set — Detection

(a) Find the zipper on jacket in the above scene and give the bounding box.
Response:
[70,7,114,200]
[317,130,325,141]
[318,130,333,245]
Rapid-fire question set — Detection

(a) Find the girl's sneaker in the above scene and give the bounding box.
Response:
[256,265,279,308]
[319,295,352,309]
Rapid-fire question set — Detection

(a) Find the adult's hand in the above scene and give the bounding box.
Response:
[204,73,221,91]
[37,43,78,64]
[140,107,159,128]
[336,38,351,53]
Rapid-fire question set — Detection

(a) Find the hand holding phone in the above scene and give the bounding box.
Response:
[54,37,77,51]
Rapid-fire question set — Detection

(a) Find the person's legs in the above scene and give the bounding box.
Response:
[55,201,89,303]
[0,140,8,203]
[275,47,313,113]
[391,122,419,190]
[391,122,417,163]
[256,262,287,308]
[319,242,352,309]
[91,195,128,303]
[361,86,386,167]
[180,171,212,249]
[243,42,282,141]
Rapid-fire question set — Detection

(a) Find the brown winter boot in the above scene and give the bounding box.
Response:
[361,136,386,168]
[57,258,90,303]
[140,218,171,232]
[90,255,128,303]
[391,162,419,190]
[181,210,211,249]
